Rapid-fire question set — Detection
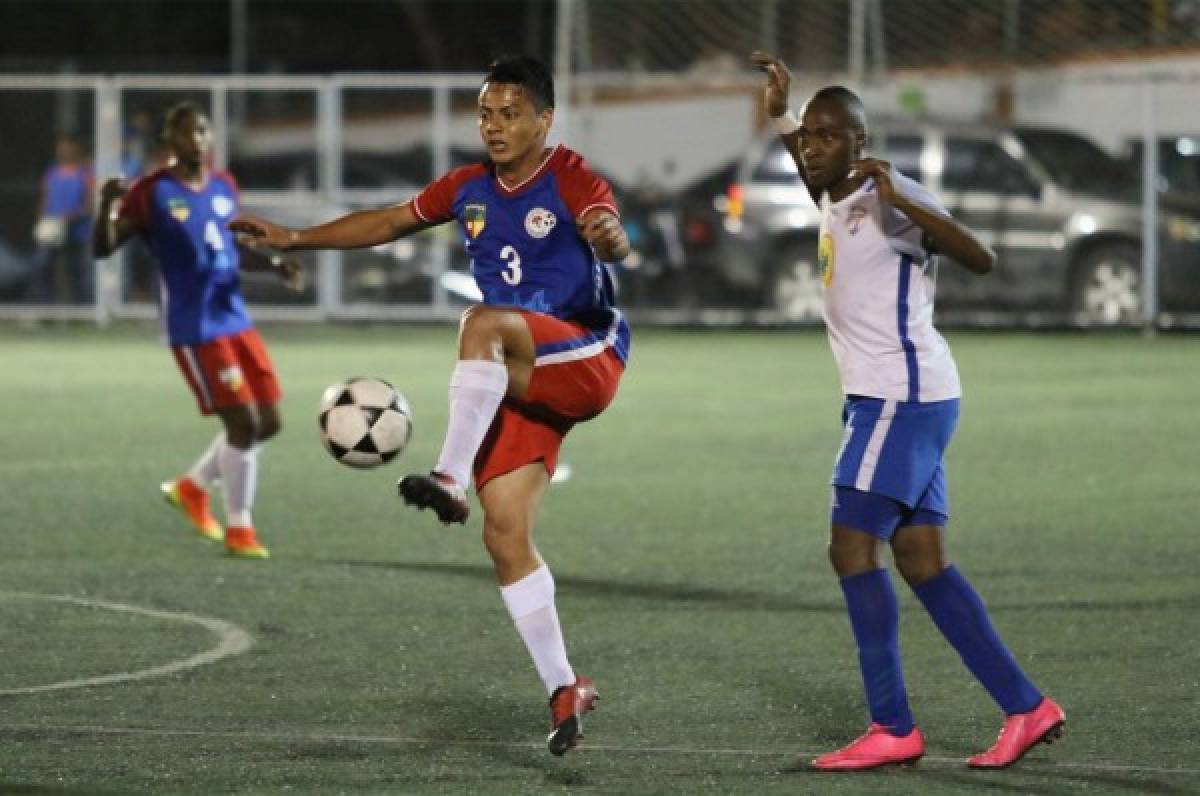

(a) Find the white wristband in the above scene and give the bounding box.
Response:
[772,110,801,136]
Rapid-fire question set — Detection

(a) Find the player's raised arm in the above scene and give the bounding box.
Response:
[231,201,432,253]
[577,208,629,263]
[92,177,138,258]
[750,51,818,202]
[851,157,996,275]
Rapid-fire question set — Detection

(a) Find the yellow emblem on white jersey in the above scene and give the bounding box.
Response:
[818,233,836,288]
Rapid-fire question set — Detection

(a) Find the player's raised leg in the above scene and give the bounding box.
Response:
[813,512,925,771]
[478,461,596,756]
[161,432,225,542]
[399,305,534,524]
[892,524,1064,768]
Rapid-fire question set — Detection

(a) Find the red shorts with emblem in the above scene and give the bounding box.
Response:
[171,328,282,415]
[474,311,625,488]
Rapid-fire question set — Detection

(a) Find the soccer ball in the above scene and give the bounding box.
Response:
[318,378,412,469]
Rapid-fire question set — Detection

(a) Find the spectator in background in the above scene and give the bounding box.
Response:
[29,133,94,304]
[122,111,153,179]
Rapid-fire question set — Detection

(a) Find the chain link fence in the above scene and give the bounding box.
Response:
[1,0,1198,328]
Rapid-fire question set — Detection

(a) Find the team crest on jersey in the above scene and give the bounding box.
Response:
[524,207,557,239]
[464,204,487,238]
[847,205,868,235]
[168,198,190,223]
[818,233,836,288]
[218,365,244,393]
[211,195,235,218]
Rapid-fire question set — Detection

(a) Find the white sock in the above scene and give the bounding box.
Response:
[501,565,575,695]
[187,433,225,489]
[434,360,508,490]
[218,443,259,528]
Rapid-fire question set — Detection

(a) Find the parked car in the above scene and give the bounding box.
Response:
[717,121,1200,325]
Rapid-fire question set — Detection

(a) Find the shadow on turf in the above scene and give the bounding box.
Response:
[324,559,1200,616]
[323,560,844,613]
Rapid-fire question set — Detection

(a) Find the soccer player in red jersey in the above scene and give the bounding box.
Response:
[233,56,629,755]
[93,102,304,559]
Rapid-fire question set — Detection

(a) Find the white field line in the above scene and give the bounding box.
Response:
[0,592,253,695]
[0,459,123,472]
[0,722,1195,778]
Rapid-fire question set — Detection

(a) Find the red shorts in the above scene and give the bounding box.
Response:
[172,328,282,415]
[474,311,625,488]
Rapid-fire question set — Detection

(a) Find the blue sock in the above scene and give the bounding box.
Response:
[913,566,1042,715]
[839,569,915,736]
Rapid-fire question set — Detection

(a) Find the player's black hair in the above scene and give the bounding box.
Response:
[811,85,867,134]
[162,101,207,137]
[484,55,555,112]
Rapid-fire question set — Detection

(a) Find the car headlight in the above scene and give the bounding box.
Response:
[1167,216,1200,243]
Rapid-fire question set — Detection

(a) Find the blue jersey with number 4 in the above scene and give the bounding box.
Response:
[122,169,251,346]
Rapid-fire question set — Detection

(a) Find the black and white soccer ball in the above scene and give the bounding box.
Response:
[318,378,412,469]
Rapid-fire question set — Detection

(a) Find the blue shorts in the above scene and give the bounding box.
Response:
[830,396,959,540]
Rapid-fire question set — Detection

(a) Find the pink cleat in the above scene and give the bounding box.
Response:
[812,724,925,771]
[969,697,1065,769]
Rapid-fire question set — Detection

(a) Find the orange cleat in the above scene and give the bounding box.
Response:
[968,697,1065,769]
[224,526,269,559]
[161,478,223,542]
[812,724,925,771]
[547,675,598,756]
[397,471,469,525]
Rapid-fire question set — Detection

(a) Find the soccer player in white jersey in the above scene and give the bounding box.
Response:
[751,51,1064,771]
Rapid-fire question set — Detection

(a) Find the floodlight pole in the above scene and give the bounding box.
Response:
[229,0,248,127]
[1141,79,1159,336]
[93,78,122,327]
[554,0,573,145]
[848,0,866,85]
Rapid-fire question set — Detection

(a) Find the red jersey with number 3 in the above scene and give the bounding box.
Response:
[413,144,630,363]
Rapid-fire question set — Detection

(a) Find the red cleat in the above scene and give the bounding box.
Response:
[161,477,223,542]
[812,724,925,771]
[547,675,598,756]
[968,697,1065,769]
[224,526,269,559]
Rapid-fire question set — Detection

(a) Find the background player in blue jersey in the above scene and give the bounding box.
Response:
[233,56,630,756]
[29,133,94,304]
[752,52,1064,771]
[93,102,304,560]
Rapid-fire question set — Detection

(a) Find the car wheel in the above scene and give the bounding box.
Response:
[771,240,824,321]
[1071,243,1141,326]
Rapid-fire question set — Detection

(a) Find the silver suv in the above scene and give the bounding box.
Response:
[717,121,1200,325]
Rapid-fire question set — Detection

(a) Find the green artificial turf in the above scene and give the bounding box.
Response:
[0,323,1197,794]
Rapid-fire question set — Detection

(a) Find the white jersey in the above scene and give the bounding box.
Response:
[818,173,961,403]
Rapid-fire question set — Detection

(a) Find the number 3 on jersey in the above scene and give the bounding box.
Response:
[500,244,522,286]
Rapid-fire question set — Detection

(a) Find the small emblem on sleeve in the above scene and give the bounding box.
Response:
[464,204,487,238]
[524,207,557,239]
[168,198,190,223]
